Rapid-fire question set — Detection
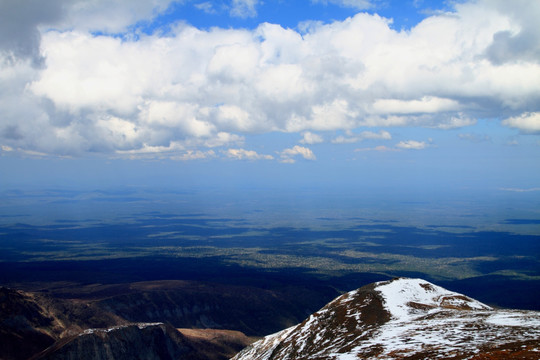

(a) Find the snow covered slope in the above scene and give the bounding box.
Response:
[375,278,491,321]
[232,278,540,360]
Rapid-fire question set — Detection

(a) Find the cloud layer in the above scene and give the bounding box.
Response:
[1,0,539,159]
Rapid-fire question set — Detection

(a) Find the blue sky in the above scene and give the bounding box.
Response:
[142,0,449,32]
[0,0,539,195]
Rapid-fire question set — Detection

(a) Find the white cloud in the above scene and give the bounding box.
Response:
[1,0,540,158]
[372,97,460,115]
[395,140,428,150]
[230,0,259,18]
[113,131,242,159]
[502,112,540,133]
[361,130,392,140]
[225,148,273,160]
[332,130,391,144]
[300,131,324,144]
[203,132,244,148]
[435,113,477,130]
[215,104,257,132]
[280,145,316,163]
[172,149,216,160]
[57,0,178,33]
[31,31,153,114]
[116,141,184,157]
[286,99,359,132]
[331,135,357,144]
[194,2,216,14]
[208,42,260,81]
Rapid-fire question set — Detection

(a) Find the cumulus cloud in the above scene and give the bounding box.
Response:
[0,0,64,65]
[484,0,540,65]
[1,0,539,158]
[0,0,178,64]
[280,145,316,163]
[300,131,324,144]
[502,112,540,133]
[372,97,460,115]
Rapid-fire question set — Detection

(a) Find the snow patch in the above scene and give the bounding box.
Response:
[375,278,490,321]
[232,326,296,360]
[486,312,540,327]
[80,322,164,336]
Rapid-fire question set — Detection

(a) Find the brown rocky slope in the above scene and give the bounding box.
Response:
[233,278,540,360]
[30,323,254,360]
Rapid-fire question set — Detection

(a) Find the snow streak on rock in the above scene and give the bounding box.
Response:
[80,322,164,336]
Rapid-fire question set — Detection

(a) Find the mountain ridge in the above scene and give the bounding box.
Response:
[1,279,324,360]
[3,278,540,359]
[29,323,255,360]
[233,278,540,360]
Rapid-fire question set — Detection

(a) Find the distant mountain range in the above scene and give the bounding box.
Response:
[233,278,540,359]
[2,278,540,359]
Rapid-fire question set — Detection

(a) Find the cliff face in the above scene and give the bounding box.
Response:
[93,280,322,335]
[0,287,59,360]
[0,281,265,360]
[32,323,191,360]
[233,278,540,360]
[176,328,255,360]
[0,285,130,360]
[32,323,254,360]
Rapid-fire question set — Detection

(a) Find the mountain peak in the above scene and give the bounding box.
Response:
[375,277,491,321]
[233,278,540,360]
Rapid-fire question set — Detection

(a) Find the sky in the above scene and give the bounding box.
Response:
[0,0,539,195]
